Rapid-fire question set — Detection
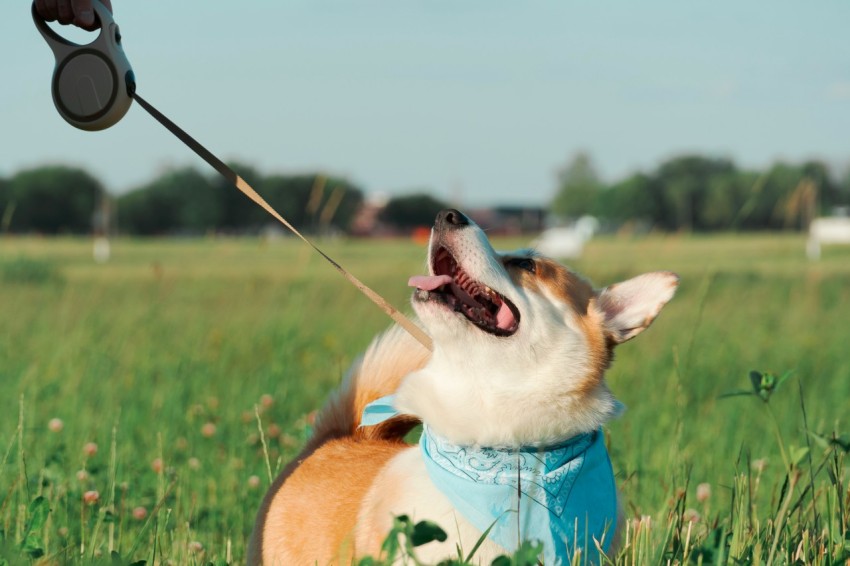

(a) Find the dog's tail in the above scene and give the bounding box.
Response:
[310,324,430,446]
[247,325,430,565]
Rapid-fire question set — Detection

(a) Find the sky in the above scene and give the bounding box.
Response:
[2,1,850,207]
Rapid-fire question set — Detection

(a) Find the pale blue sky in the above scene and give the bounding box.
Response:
[3,1,849,206]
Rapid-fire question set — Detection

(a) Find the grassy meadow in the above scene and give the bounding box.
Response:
[1,233,849,564]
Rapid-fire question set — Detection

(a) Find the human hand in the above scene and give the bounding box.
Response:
[34,0,114,31]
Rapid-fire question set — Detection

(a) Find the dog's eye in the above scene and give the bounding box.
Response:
[507,258,536,273]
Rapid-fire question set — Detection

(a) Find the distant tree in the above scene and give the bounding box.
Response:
[582,154,841,232]
[0,176,9,232]
[210,161,266,231]
[801,160,842,214]
[258,174,311,229]
[838,167,850,209]
[260,174,364,233]
[654,155,736,231]
[117,166,364,235]
[745,163,806,230]
[117,167,217,235]
[700,171,756,231]
[551,152,602,219]
[5,165,103,234]
[322,177,364,232]
[595,173,660,225]
[116,189,160,235]
[379,193,448,229]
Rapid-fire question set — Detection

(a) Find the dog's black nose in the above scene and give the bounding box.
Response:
[435,209,469,230]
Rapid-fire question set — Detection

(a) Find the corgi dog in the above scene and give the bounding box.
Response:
[249,209,678,565]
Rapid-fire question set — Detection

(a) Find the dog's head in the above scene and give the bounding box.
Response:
[397,209,678,447]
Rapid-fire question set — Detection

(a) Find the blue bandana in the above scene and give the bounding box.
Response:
[362,396,618,565]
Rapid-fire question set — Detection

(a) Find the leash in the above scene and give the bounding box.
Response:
[32,0,433,352]
[132,91,433,350]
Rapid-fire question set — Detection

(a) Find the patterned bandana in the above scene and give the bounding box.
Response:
[361,395,619,565]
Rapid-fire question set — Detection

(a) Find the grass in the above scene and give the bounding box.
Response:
[0,233,849,564]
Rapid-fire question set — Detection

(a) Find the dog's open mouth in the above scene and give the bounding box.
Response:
[409,246,520,336]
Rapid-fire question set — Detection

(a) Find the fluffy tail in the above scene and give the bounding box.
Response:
[309,324,430,446]
[247,325,429,565]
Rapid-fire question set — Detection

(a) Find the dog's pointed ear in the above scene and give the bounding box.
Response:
[597,271,679,344]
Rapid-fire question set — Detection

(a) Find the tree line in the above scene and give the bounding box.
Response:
[2,154,850,236]
[0,162,455,236]
[552,153,850,232]
[116,163,365,236]
[0,164,366,236]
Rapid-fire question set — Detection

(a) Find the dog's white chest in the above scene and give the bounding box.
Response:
[355,446,508,564]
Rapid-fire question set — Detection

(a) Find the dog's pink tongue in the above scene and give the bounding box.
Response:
[408,274,452,291]
[496,301,516,330]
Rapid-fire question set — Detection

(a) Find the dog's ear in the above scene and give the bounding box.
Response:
[597,271,679,344]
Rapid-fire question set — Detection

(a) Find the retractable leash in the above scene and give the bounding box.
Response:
[32,0,433,351]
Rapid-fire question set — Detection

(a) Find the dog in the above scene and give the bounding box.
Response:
[248,208,678,565]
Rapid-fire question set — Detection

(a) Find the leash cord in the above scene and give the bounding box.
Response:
[130,91,433,352]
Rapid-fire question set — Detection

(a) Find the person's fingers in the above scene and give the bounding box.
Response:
[70,0,95,29]
[35,0,49,20]
[36,0,113,30]
[38,0,59,21]
[56,0,75,25]
[73,0,111,31]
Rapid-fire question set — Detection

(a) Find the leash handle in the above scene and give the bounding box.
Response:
[32,0,134,131]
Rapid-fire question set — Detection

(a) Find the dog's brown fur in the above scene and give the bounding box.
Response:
[509,257,614,396]
[248,326,430,565]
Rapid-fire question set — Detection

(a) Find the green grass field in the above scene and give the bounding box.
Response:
[1,234,849,564]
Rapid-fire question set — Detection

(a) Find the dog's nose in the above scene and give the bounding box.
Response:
[435,209,470,230]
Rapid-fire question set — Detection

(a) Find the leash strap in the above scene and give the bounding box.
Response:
[131,91,433,352]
